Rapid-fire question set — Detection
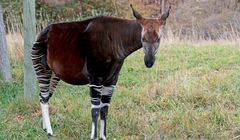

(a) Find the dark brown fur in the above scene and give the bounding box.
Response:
[37,16,142,85]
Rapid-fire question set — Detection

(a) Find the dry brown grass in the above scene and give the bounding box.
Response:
[6,33,23,63]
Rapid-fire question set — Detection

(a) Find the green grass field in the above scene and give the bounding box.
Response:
[1,41,240,139]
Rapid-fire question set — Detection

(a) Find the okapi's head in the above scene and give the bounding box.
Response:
[130,4,171,68]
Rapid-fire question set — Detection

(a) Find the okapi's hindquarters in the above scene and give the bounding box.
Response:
[31,41,60,136]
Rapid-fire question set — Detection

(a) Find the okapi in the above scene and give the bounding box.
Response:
[32,5,170,140]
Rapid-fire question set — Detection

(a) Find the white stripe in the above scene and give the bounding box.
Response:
[88,84,102,88]
[101,85,115,95]
[91,98,100,101]
[102,85,116,89]
[37,75,51,78]
[41,94,49,98]
[39,83,50,87]
[31,55,43,59]
[33,64,42,68]
[100,102,110,108]
[91,104,101,109]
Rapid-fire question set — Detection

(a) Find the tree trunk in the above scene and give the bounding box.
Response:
[0,5,12,81]
[161,0,168,38]
[23,0,37,100]
[161,0,166,14]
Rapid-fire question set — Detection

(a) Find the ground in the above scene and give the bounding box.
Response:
[0,41,240,139]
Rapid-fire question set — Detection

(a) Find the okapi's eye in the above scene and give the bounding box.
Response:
[141,37,147,42]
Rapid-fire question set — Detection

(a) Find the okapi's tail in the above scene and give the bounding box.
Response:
[31,41,48,69]
[31,25,51,70]
[31,29,48,72]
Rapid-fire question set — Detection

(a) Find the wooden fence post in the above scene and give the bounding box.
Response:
[0,5,12,81]
[23,0,37,100]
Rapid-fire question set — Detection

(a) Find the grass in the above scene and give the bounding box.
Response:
[1,40,240,139]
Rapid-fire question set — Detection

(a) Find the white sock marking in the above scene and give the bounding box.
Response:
[100,119,106,140]
[42,117,46,130]
[40,102,53,135]
[90,122,95,139]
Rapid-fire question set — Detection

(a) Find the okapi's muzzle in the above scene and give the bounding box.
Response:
[142,41,159,68]
[144,54,155,68]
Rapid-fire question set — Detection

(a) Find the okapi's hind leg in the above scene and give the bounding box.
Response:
[32,42,60,137]
[41,73,60,136]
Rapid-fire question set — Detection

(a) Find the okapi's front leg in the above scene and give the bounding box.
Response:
[89,84,102,140]
[99,85,115,140]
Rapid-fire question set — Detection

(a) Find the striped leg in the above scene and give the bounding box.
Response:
[42,73,60,133]
[32,42,54,136]
[89,84,102,140]
[100,85,115,140]
[34,68,53,136]
[49,73,60,96]
[35,70,53,136]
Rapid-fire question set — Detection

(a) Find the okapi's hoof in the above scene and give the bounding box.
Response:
[47,133,52,138]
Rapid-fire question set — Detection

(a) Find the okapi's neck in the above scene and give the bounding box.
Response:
[118,20,143,59]
[101,18,143,59]
[85,17,143,60]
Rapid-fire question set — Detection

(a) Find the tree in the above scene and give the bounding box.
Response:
[161,0,166,14]
[0,5,12,81]
[23,0,37,100]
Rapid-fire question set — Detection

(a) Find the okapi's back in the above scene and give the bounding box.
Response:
[36,17,94,43]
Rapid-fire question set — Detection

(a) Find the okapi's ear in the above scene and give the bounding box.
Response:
[130,4,142,20]
[160,6,171,20]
